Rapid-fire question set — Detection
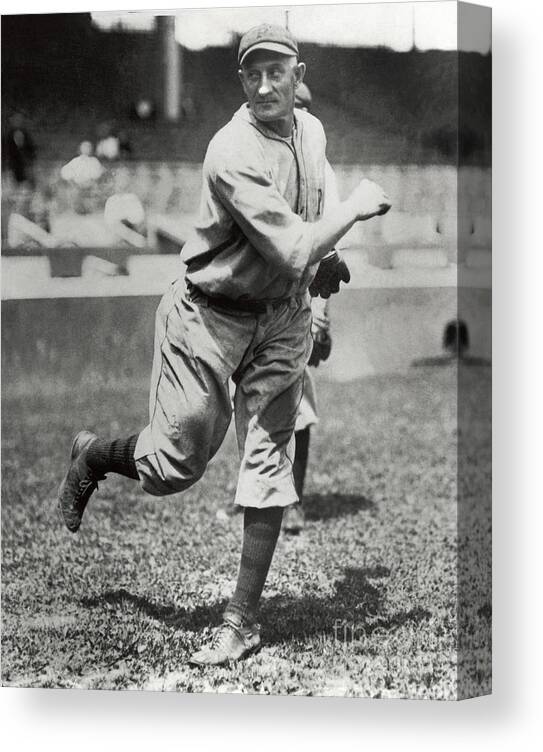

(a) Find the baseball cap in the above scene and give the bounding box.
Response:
[238,24,299,66]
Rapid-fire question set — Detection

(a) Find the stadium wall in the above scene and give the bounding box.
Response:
[1,288,491,394]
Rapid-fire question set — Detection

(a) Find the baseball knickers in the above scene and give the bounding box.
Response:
[134,279,313,508]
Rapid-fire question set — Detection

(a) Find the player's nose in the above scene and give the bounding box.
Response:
[258,75,272,96]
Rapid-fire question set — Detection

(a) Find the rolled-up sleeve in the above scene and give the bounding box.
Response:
[212,158,315,280]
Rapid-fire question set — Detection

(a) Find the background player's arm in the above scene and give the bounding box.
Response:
[311,295,330,327]
[308,296,332,366]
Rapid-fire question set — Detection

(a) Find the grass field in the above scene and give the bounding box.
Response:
[1,366,491,699]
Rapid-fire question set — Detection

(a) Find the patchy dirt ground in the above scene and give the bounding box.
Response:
[1,366,491,698]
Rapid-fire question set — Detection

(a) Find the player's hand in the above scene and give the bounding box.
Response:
[308,328,332,367]
[351,178,391,221]
[309,251,351,299]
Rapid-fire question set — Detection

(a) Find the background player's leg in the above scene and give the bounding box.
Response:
[293,426,310,501]
[283,366,318,533]
[282,426,310,534]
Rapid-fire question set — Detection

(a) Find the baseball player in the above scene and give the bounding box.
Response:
[57,23,391,666]
[282,81,336,535]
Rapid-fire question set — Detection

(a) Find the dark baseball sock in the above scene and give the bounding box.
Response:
[293,427,310,503]
[86,434,140,480]
[225,505,284,624]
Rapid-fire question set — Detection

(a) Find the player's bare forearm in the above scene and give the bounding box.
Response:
[306,198,360,266]
[306,179,391,267]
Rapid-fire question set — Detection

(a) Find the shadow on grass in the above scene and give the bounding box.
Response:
[303,493,375,522]
[80,566,430,645]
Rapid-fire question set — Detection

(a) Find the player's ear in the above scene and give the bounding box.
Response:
[294,61,306,85]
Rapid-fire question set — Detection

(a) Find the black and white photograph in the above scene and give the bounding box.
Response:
[1,1,491,700]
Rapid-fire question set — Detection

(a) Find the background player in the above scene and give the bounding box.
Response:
[282,81,344,534]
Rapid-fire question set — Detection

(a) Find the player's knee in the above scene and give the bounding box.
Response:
[138,451,208,497]
[141,465,206,496]
[165,402,209,442]
[180,456,207,487]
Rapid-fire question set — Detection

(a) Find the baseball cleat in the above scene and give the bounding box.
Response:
[57,430,104,533]
[282,503,305,534]
[188,616,261,666]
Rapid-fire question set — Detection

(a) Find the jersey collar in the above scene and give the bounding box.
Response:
[235,103,300,144]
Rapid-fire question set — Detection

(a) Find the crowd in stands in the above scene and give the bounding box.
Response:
[2,108,153,248]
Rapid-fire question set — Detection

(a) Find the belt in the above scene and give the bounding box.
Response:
[187,283,299,315]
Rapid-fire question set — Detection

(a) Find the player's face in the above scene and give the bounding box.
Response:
[239,51,306,136]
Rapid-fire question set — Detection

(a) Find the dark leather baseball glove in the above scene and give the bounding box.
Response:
[309,251,351,298]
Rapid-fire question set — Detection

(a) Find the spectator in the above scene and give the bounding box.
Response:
[117,130,133,160]
[104,193,146,236]
[60,141,103,186]
[130,98,156,122]
[96,121,120,161]
[3,112,36,188]
[60,141,103,215]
